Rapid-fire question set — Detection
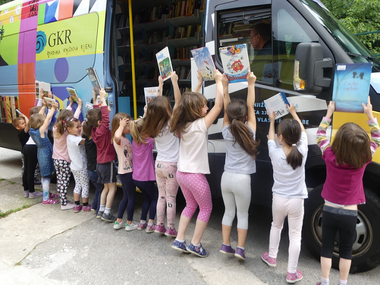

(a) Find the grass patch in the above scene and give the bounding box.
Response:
[0,178,5,181]
[0,204,32,219]
[8,181,16,184]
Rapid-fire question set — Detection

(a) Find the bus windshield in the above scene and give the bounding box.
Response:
[300,0,380,72]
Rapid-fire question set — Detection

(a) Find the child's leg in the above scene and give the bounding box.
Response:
[286,198,304,274]
[72,170,81,204]
[25,145,37,193]
[155,162,167,227]
[54,159,71,205]
[88,170,99,210]
[21,153,25,177]
[145,181,158,222]
[221,172,236,246]
[117,173,129,222]
[269,195,288,258]
[22,152,28,192]
[79,170,90,204]
[124,173,136,223]
[100,184,109,208]
[105,182,117,209]
[133,180,152,222]
[41,176,51,201]
[165,163,178,229]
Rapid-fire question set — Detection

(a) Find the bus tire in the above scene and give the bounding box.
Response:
[304,185,380,273]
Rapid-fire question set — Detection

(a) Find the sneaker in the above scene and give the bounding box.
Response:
[96,211,104,219]
[113,221,125,230]
[42,199,59,205]
[155,225,166,235]
[172,240,190,254]
[125,221,139,231]
[91,208,96,212]
[101,212,116,223]
[146,223,155,233]
[29,191,43,199]
[220,244,235,255]
[61,203,75,211]
[137,222,147,230]
[165,228,178,238]
[286,270,303,283]
[187,243,208,258]
[235,247,245,260]
[49,193,60,199]
[82,205,92,212]
[261,252,276,267]
[34,178,41,185]
[74,205,82,213]
[23,191,29,198]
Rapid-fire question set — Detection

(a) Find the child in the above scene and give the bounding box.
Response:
[53,96,82,210]
[13,114,42,198]
[170,69,224,257]
[66,117,91,212]
[130,116,158,233]
[82,121,103,213]
[112,113,138,231]
[28,99,59,204]
[86,88,117,222]
[141,73,181,237]
[220,71,259,260]
[261,103,307,283]
[315,99,380,285]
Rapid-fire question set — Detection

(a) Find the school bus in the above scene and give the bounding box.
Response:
[1,0,380,273]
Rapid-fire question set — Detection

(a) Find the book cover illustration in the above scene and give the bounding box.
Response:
[44,97,57,109]
[35,80,51,99]
[86,67,103,94]
[144,87,159,105]
[262,62,282,84]
[219,44,250,83]
[191,47,215,81]
[66,87,80,102]
[332,63,372,112]
[156,47,173,81]
[264,92,290,119]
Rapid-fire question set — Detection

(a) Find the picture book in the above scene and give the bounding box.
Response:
[219,44,250,83]
[44,97,56,109]
[264,92,290,119]
[5,96,12,123]
[191,46,215,81]
[332,62,372,112]
[16,109,22,116]
[144,87,159,105]
[10,96,16,120]
[156,47,173,81]
[86,67,103,94]
[66,87,80,102]
[35,80,51,98]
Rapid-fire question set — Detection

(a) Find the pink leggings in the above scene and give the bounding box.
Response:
[269,194,304,273]
[176,170,212,223]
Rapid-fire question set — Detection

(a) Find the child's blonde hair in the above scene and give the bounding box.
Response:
[12,117,25,128]
[170,92,207,136]
[130,118,146,145]
[332,122,371,168]
[53,109,74,139]
[111,112,132,143]
[64,116,80,131]
[29,114,45,130]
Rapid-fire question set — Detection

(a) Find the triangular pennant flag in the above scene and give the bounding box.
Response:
[73,0,90,17]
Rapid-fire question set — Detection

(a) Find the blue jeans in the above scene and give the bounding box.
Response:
[88,170,103,212]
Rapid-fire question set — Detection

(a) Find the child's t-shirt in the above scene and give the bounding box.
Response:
[113,136,133,174]
[268,132,308,199]
[132,137,155,181]
[67,134,87,171]
[177,118,209,174]
[84,135,97,171]
[155,123,179,163]
[18,129,29,153]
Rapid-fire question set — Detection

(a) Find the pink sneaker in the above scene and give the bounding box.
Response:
[154,224,166,234]
[138,221,147,230]
[146,223,155,233]
[74,205,82,213]
[165,228,178,238]
[42,199,59,205]
[286,270,303,283]
[261,252,276,267]
[29,191,43,199]
[82,205,92,212]
[49,193,60,199]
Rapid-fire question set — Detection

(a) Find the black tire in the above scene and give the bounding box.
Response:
[304,185,380,273]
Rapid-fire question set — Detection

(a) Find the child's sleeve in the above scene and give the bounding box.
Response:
[316,116,331,155]
[368,117,380,156]
[73,105,81,119]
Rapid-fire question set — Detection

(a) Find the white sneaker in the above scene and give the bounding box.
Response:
[61,203,75,211]
[113,221,125,230]
[125,221,138,231]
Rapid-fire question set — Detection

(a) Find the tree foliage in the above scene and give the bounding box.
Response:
[323,0,380,55]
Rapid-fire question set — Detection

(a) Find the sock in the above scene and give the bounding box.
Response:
[147,222,153,226]
[321,277,329,285]
[193,243,200,247]
[99,205,105,212]
[176,239,184,243]
[83,202,88,206]
[339,279,347,285]
[104,207,111,215]
[140,220,147,224]
[237,246,244,250]
[75,201,80,205]
[223,243,231,247]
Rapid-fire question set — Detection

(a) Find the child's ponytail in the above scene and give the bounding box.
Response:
[130,118,146,145]
[277,119,303,170]
[287,144,303,170]
[54,109,74,139]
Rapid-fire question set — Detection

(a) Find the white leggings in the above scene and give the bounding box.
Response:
[269,194,304,273]
[221,172,251,230]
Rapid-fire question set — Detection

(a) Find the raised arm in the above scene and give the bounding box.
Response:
[316,101,334,155]
[287,103,305,132]
[93,89,98,107]
[194,70,203,93]
[247,71,257,132]
[99,88,107,107]
[114,118,129,145]
[158,75,164,96]
[73,96,82,119]
[204,70,224,129]
[40,101,58,135]
[39,99,47,114]
[363,97,380,156]
[171,71,181,112]
[23,114,30,133]
[222,74,230,127]
[267,109,275,141]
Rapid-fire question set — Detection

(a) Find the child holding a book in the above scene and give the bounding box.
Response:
[170,70,224,257]
[219,71,259,260]
[86,88,117,222]
[315,99,380,285]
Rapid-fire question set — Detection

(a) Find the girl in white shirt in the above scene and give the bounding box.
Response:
[261,104,308,284]
[66,117,90,213]
[170,70,224,257]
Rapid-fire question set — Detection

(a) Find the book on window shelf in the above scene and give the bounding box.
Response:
[191,46,215,81]
[219,44,250,83]
[156,47,173,81]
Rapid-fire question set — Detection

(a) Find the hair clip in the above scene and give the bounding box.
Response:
[292,143,297,147]
[62,120,66,124]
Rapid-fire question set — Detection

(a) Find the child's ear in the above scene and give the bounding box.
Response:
[97,120,102,127]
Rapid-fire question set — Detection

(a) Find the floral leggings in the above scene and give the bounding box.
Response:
[155,161,179,229]
[54,159,71,206]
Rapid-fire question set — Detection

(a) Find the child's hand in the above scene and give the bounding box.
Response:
[77,96,83,107]
[247,71,256,85]
[52,101,58,110]
[93,89,97,104]
[120,118,129,128]
[68,96,73,105]
[222,73,229,89]
[108,106,111,113]
[326,101,335,118]
[42,98,47,107]
[159,75,164,86]
[287,103,297,116]
[267,108,275,122]
[47,91,53,98]
[197,70,203,83]
[170,71,178,83]
[99,88,106,99]
[214,70,223,83]
[363,97,374,120]
[39,88,44,99]
[143,104,147,118]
